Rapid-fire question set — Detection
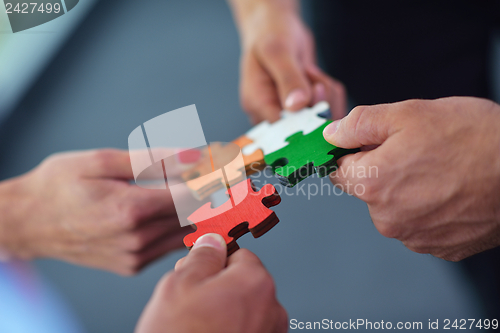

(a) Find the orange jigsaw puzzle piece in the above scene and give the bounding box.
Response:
[232,135,265,173]
[182,137,265,200]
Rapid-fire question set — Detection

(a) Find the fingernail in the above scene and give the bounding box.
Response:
[323,120,341,140]
[193,233,226,250]
[285,89,307,109]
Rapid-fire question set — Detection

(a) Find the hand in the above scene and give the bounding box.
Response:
[0,149,190,275]
[229,0,346,123]
[136,233,287,333]
[323,97,500,261]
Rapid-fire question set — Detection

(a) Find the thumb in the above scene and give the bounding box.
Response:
[259,47,312,111]
[323,104,401,149]
[175,233,227,286]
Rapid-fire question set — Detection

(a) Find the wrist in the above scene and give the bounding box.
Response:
[0,174,37,260]
[229,0,299,43]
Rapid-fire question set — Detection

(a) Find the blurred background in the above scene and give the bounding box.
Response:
[0,0,496,332]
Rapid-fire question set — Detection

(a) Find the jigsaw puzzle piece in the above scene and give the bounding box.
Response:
[242,101,330,156]
[184,179,281,255]
[181,142,247,200]
[184,169,227,201]
[233,135,266,174]
[264,121,360,187]
[181,143,220,181]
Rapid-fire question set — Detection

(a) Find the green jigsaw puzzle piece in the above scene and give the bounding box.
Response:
[264,121,359,187]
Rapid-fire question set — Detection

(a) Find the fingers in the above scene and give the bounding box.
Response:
[274,302,289,333]
[323,102,406,149]
[175,248,265,276]
[81,148,192,181]
[174,257,185,271]
[256,42,312,111]
[226,247,264,268]
[174,233,227,285]
[306,66,347,120]
[125,228,191,275]
[218,249,274,294]
[240,48,347,123]
[104,217,182,252]
[129,148,199,193]
[328,152,372,195]
[240,54,282,123]
[80,149,135,179]
[324,100,423,197]
[122,185,179,225]
[67,222,189,276]
[42,149,135,179]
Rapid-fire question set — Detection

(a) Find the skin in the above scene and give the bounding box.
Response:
[136,233,288,333]
[323,97,500,261]
[228,0,346,123]
[0,149,190,275]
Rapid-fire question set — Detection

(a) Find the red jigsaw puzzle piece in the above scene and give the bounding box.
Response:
[183,179,281,255]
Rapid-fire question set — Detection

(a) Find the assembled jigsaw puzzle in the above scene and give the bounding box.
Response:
[182,102,359,253]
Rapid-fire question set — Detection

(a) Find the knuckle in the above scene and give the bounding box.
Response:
[39,152,71,174]
[350,104,390,144]
[399,99,428,116]
[91,149,120,172]
[374,219,400,239]
[120,254,145,275]
[238,267,265,289]
[355,178,379,203]
[118,204,142,229]
[232,248,262,266]
[404,243,429,255]
[329,80,346,96]
[258,272,276,295]
[352,105,373,131]
[249,271,276,300]
[402,99,425,108]
[155,272,178,295]
[176,248,224,278]
[259,36,288,58]
[117,266,138,276]
[194,249,224,268]
[42,152,62,165]
[346,105,369,137]
[440,251,465,262]
[349,105,368,118]
[125,234,148,252]
[235,257,273,290]
[240,94,255,114]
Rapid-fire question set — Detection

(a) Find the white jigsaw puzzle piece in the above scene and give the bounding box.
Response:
[242,101,329,156]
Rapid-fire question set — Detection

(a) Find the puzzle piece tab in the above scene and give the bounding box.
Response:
[242,102,330,156]
[232,135,266,174]
[184,179,281,255]
[264,121,360,187]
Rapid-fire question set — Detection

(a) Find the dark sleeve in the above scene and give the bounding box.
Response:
[309,0,497,105]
